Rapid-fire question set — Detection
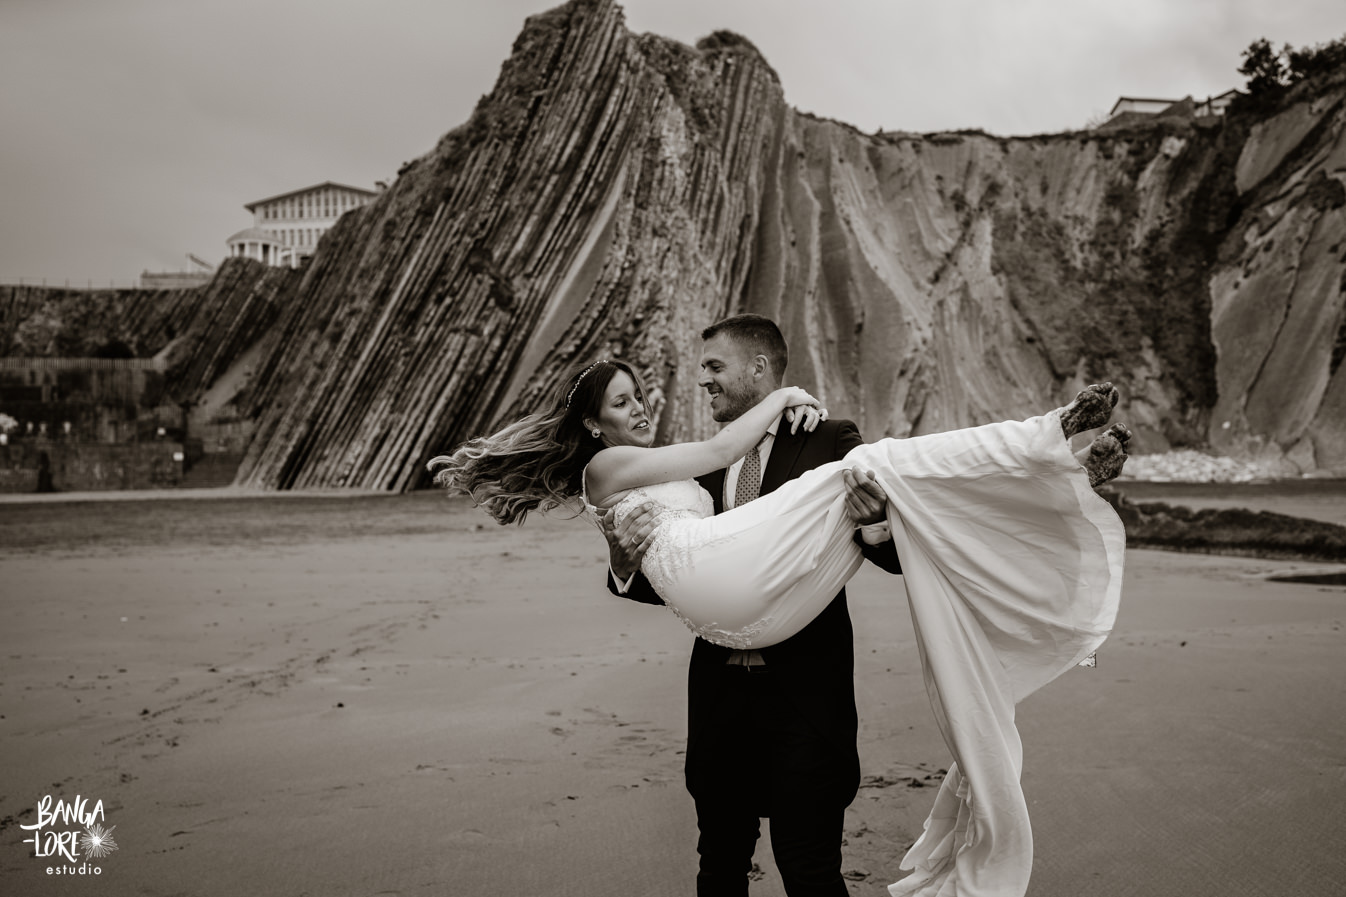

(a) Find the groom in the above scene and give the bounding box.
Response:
[603,314,904,897]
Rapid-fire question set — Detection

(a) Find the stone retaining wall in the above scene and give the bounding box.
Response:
[0,441,184,493]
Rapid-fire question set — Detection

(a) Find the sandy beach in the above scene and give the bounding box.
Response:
[2,489,1344,896]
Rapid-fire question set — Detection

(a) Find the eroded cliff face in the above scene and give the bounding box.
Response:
[753,85,1345,472]
[1209,93,1346,472]
[4,0,1344,488]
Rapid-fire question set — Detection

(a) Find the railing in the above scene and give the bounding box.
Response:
[0,357,167,372]
[1,278,148,290]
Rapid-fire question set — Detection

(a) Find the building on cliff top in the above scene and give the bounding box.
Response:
[227,181,378,268]
[1107,89,1239,121]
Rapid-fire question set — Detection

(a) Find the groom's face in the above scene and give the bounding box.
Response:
[698,334,769,422]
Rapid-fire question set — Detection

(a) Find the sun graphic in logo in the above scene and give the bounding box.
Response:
[80,823,118,860]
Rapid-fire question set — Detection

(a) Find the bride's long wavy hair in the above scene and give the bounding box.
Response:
[427,360,648,525]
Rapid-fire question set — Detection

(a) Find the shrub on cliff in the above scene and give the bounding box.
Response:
[1239,38,1288,95]
[1285,34,1346,84]
[1238,33,1346,97]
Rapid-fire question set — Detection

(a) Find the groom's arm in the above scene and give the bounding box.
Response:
[607,569,665,606]
[834,421,903,575]
[602,502,666,606]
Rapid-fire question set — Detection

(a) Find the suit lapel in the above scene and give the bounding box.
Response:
[760,415,806,496]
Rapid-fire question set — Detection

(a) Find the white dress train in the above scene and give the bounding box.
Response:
[591,411,1126,897]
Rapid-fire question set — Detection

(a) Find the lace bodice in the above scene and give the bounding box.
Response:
[594,479,715,531]
[587,478,780,647]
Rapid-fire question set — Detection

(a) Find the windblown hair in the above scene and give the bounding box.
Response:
[702,313,788,379]
[426,360,647,526]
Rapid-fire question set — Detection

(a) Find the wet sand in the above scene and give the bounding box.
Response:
[1,490,1344,896]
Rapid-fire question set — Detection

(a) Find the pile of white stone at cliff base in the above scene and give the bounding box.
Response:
[1117,450,1273,483]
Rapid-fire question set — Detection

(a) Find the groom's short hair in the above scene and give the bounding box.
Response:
[702,314,788,380]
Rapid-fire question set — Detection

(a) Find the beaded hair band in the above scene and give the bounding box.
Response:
[566,359,609,407]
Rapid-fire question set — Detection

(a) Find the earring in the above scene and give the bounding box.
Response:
[591,428,602,438]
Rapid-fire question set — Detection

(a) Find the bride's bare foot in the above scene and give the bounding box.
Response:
[1059,383,1119,439]
[1075,423,1131,488]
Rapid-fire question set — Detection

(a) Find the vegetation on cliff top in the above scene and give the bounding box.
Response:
[1239,33,1346,95]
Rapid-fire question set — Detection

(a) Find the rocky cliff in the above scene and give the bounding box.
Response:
[3,0,1344,490]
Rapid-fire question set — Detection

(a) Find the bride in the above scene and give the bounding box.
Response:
[430,359,1128,897]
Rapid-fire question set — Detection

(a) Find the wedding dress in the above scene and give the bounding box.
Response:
[585,410,1126,897]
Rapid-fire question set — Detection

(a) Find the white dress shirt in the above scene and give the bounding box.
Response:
[721,421,777,667]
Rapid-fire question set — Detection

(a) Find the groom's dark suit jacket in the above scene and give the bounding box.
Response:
[609,416,903,808]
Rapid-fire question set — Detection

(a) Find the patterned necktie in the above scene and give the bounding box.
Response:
[734,443,762,508]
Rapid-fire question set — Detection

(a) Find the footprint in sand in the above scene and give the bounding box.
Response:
[445,829,489,843]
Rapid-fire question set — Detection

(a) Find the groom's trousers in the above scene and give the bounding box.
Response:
[692,664,851,897]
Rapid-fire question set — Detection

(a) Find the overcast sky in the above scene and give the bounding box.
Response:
[1,0,1342,285]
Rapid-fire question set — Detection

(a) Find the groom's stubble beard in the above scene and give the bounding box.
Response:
[715,379,779,423]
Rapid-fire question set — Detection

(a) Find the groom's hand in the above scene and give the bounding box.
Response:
[843,468,887,526]
[600,502,658,581]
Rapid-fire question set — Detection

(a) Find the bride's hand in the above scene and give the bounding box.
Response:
[779,386,828,434]
[786,404,827,433]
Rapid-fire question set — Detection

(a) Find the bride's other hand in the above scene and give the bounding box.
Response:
[600,501,658,580]
[785,404,826,434]
[779,386,827,434]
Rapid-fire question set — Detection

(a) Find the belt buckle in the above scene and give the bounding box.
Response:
[727,650,767,672]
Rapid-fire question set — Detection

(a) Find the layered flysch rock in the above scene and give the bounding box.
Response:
[1208,93,1346,472]
[3,0,1344,489]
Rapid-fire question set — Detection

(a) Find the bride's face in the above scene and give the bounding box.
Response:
[589,371,655,447]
